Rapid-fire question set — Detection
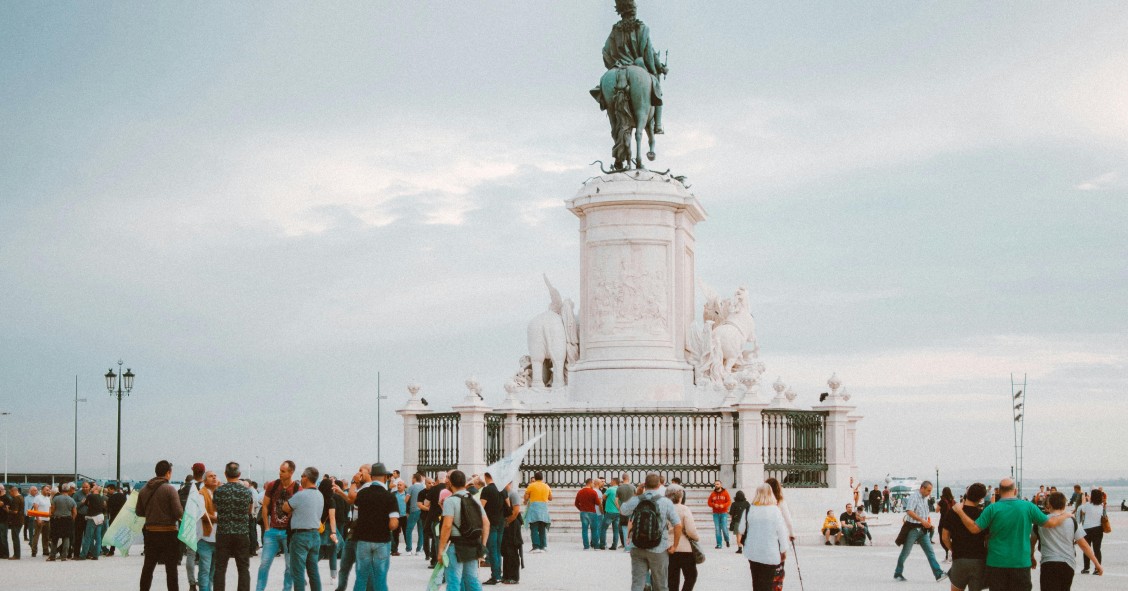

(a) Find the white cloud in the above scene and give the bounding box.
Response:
[1075,171,1119,191]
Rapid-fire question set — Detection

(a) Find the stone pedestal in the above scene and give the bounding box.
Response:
[733,392,769,489]
[397,386,431,480]
[565,171,706,407]
[453,395,490,477]
[816,396,857,490]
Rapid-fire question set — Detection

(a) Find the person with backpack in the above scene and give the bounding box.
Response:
[257,460,299,591]
[437,470,490,591]
[619,473,683,591]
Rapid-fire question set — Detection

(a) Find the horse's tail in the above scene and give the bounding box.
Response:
[611,84,634,165]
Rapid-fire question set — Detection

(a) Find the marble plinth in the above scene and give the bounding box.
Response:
[564,171,706,407]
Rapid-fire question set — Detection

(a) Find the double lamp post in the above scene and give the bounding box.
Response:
[104,361,134,485]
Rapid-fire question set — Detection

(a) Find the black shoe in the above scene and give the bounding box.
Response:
[1081,569,1090,574]
[483,579,499,585]
[894,575,907,582]
[725,539,730,548]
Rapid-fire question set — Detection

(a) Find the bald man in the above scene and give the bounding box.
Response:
[952,478,1073,591]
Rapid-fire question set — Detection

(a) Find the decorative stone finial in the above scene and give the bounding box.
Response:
[785,387,797,403]
[465,376,483,400]
[407,381,421,398]
[772,377,787,396]
[827,373,842,395]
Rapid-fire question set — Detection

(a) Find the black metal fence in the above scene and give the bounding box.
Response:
[485,413,505,466]
[762,409,828,488]
[516,411,725,488]
[417,412,460,478]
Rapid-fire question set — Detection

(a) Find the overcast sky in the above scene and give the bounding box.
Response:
[2,2,1125,484]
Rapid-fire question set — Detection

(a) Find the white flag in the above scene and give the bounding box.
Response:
[484,434,544,492]
[177,484,204,551]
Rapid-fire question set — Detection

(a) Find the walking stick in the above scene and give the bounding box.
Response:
[791,540,806,591]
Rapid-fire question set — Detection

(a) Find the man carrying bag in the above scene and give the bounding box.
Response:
[437,470,489,591]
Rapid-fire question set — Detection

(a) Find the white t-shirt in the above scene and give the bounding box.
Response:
[32,494,51,522]
[1079,503,1105,530]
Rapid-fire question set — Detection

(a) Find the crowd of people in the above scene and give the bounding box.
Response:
[0,467,1116,591]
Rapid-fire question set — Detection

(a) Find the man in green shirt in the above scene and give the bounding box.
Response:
[952,478,1072,591]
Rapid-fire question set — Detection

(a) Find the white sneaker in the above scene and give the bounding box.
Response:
[330,576,337,586]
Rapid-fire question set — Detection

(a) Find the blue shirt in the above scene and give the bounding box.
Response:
[406,482,426,514]
[619,491,681,553]
[395,491,407,515]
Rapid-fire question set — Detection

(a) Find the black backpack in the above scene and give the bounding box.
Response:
[455,492,484,543]
[631,496,663,550]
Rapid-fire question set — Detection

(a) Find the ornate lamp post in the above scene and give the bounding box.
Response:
[104,360,135,484]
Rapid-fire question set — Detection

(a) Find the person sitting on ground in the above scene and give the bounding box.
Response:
[856,508,873,544]
[840,503,859,542]
[821,510,841,545]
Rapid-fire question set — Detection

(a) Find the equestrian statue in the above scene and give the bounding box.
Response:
[590,0,669,171]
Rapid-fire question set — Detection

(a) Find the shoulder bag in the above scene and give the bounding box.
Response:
[689,538,706,564]
[1102,505,1112,534]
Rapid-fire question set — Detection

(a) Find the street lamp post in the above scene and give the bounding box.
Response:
[105,360,135,484]
[376,371,388,462]
[1,411,10,484]
[74,375,87,484]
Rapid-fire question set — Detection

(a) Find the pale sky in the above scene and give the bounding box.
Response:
[2,2,1126,484]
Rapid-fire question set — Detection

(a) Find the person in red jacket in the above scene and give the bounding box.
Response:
[708,480,733,548]
[574,479,601,550]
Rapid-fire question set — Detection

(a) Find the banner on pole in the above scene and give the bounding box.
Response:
[484,434,544,492]
[103,491,146,556]
[177,484,204,551]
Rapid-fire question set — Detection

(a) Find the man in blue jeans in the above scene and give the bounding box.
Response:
[893,481,946,583]
[282,466,326,591]
[479,473,506,584]
[574,479,600,550]
[257,461,299,591]
[438,470,489,591]
[404,474,426,556]
[352,463,399,591]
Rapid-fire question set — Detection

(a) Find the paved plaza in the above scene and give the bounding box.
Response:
[5,512,1123,590]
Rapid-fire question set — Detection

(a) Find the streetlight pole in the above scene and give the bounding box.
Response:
[376,371,387,462]
[74,375,87,484]
[105,360,135,485]
[0,411,10,484]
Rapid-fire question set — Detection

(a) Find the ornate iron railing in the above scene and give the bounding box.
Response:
[517,411,724,488]
[485,413,505,466]
[762,409,828,488]
[417,412,460,477]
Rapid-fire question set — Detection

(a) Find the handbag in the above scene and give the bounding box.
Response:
[1102,506,1112,534]
[689,539,706,564]
[90,514,105,526]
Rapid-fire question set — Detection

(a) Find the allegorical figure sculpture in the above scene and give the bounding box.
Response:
[526,275,579,388]
[590,0,669,171]
[687,283,760,386]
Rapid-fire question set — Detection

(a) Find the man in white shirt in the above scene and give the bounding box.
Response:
[31,487,52,557]
[893,481,945,582]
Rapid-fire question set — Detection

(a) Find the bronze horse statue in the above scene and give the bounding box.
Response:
[595,62,657,171]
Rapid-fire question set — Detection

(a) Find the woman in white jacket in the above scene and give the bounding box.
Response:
[738,483,790,590]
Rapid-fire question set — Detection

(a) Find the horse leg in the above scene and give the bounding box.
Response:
[635,126,644,169]
[646,108,657,161]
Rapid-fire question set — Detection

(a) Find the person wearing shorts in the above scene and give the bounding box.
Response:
[941,483,988,591]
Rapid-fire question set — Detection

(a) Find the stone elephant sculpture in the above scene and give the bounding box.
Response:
[527,309,566,388]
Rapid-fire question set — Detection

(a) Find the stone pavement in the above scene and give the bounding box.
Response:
[4,512,1124,590]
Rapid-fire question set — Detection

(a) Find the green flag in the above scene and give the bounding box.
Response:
[178,484,204,551]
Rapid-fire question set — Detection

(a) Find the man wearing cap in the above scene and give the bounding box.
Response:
[352,463,400,591]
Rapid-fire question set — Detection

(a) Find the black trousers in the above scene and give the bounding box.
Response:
[668,551,697,591]
[140,530,180,591]
[1039,561,1075,591]
[72,516,86,557]
[214,533,251,591]
[422,516,437,562]
[1083,526,1103,570]
[985,565,1032,591]
[501,521,522,581]
[748,560,778,591]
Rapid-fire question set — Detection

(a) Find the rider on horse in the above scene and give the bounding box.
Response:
[590,0,667,134]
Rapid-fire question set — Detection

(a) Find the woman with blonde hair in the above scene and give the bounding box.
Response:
[763,478,794,591]
[738,483,789,590]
